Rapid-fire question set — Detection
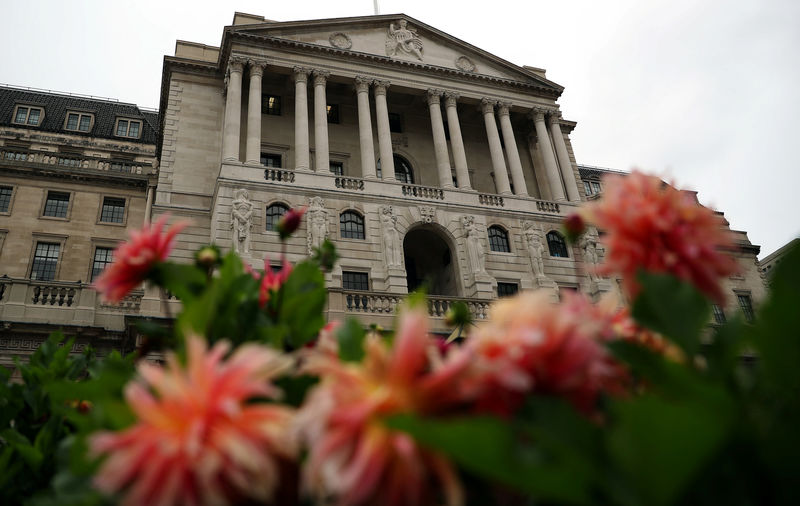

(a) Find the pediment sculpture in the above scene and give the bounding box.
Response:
[386,20,423,61]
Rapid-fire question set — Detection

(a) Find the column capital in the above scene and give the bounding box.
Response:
[426,88,442,106]
[354,75,372,93]
[312,69,330,86]
[530,107,550,122]
[546,110,563,125]
[497,101,512,117]
[480,97,497,115]
[227,55,247,73]
[293,66,311,82]
[444,91,460,107]
[247,58,267,77]
[373,80,391,95]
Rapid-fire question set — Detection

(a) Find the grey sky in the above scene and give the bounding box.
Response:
[3,0,798,257]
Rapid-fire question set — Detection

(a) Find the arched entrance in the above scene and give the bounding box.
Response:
[403,225,458,296]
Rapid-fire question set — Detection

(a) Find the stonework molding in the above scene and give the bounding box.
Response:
[444,91,460,107]
[293,66,311,83]
[247,58,268,76]
[386,20,424,61]
[354,75,372,93]
[419,206,436,224]
[480,98,497,115]
[455,56,477,72]
[426,88,443,106]
[328,32,353,49]
[307,196,328,255]
[227,55,247,72]
[546,110,563,125]
[373,80,391,95]
[530,107,548,122]
[497,101,512,117]
[312,69,330,86]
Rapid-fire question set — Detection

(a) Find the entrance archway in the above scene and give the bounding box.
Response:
[403,226,458,296]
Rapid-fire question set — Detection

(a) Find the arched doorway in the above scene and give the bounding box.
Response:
[377,154,414,183]
[403,225,458,296]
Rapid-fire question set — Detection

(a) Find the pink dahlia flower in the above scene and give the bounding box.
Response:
[90,336,295,506]
[277,206,306,240]
[296,309,470,506]
[93,214,188,303]
[258,256,292,307]
[581,171,738,303]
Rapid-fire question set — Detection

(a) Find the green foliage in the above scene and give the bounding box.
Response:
[336,317,367,362]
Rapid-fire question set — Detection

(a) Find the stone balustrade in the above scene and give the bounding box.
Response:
[97,290,144,312]
[478,193,505,207]
[536,200,561,214]
[401,183,445,200]
[335,289,490,322]
[31,282,78,307]
[263,168,295,183]
[335,176,365,191]
[1,147,155,175]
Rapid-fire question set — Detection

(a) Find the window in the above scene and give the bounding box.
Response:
[488,226,511,252]
[265,203,289,231]
[260,153,282,168]
[30,242,60,281]
[13,105,43,126]
[558,285,579,301]
[326,104,340,124]
[343,271,369,291]
[380,154,415,184]
[547,231,569,258]
[43,191,70,218]
[65,112,93,132]
[737,294,754,322]
[584,180,602,196]
[115,118,142,138]
[388,113,402,133]
[100,197,125,223]
[0,186,12,213]
[110,161,134,173]
[712,304,727,324]
[91,247,114,281]
[497,282,519,298]
[330,161,344,176]
[262,95,281,115]
[340,211,365,239]
[57,156,81,167]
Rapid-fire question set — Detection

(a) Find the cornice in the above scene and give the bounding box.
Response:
[0,163,151,190]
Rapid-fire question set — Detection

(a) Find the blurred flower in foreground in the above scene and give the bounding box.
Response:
[467,291,627,415]
[277,206,306,240]
[93,214,188,303]
[580,171,737,303]
[258,256,292,307]
[90,336,295,506]
[296,309,469,506]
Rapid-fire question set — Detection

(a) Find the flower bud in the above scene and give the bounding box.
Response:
[195,245,220,268]
[277,207,306,240]
[562,213,586,243]
[78,400,93,414]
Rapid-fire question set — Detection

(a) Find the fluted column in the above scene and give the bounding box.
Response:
[497,102,528,196]
[481,98,511,195]
[373,80,395,180]
[444,92,471,190]
[293,66,311,171]
[222,57,245,162]
[548,112,581,201]
[312,70,330,173]
[355,76,377,179]
[427,89,453,188]
[245,59,267,165]
[531,108,566,201]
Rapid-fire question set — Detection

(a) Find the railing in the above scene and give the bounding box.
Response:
[335,176,364,191]
[31,283,78,307]
[0,148,154,175]
[264,168,295,183]
[340,290,490,321]
[98,290,143,312]
[478,193,504,207]
[536,200,561,213]
[401,184,445,200]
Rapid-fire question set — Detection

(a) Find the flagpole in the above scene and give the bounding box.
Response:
[373,0,380,15]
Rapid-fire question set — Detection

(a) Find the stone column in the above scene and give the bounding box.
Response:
[293,67,311,171]
[222,57,245,162]
[497,102,528,196]
[373,80,395,180]
[427,89,453,188]
[531,108,566,201]
[312,70,330,173]
[245,59,267,165]
[444,92,471,190]
[548,112,581,201]
[481,98,511,195]
[355,76,377,179]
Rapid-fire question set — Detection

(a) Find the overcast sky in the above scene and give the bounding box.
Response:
[3,0,798,257]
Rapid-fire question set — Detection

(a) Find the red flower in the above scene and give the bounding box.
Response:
[563,213,586,242]
[277,206,306,240]
[581,171,738,303]
[258,256,292,307]
[93,214,188,303]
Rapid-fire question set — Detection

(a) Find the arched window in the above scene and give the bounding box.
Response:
[340,210,365,239]
[547,231,569,258]
[488,225,511,253]
[377,154,415,184]
[265,203,289,231]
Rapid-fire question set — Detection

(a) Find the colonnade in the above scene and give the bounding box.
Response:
[221,55,580,202]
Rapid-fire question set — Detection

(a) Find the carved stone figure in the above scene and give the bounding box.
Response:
[380,206,403,268]
[462,215,486,275]
[386,20,423,61]
[230,189,254,255]
[523,222,547,280]
[307,196,328,255]
[419,206,436,224]
[579,228,601,282]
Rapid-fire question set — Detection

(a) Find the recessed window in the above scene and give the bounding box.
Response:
[13,105,43,126]
[110,161,135,173]
[488,226,511,253]
[378,154,414,183]
[260,153,282,168]
[43,191,70,218]
[262,95,281,115]
[330,161,344,176]
[388,113,402,133]
[712,304,726,324]
[326,104,340,124]
[0,186,13,213]
[100,197,125,224]
[737,293,754,322]
[340,211,365,240]
[265,203,289,231]
[115,118,142,139]
[342,271,369,291]
[65,112,93,133]
[497,282,519,298]
[91,247,114,281]
[30,242,60,281]
[57,156,81,167]
[547,231,569,258]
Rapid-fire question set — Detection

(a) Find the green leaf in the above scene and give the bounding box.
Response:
[1,428,44,471]
[149,261,208,301]
[279,261,326,348]
[336,318,366,362]
[632,272,710,355]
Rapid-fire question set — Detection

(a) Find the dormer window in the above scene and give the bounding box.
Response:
[13,105,43,126]
[65,112,94,133]
[115,118,142,139]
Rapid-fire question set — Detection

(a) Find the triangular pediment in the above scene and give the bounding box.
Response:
[231,14,561,92]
